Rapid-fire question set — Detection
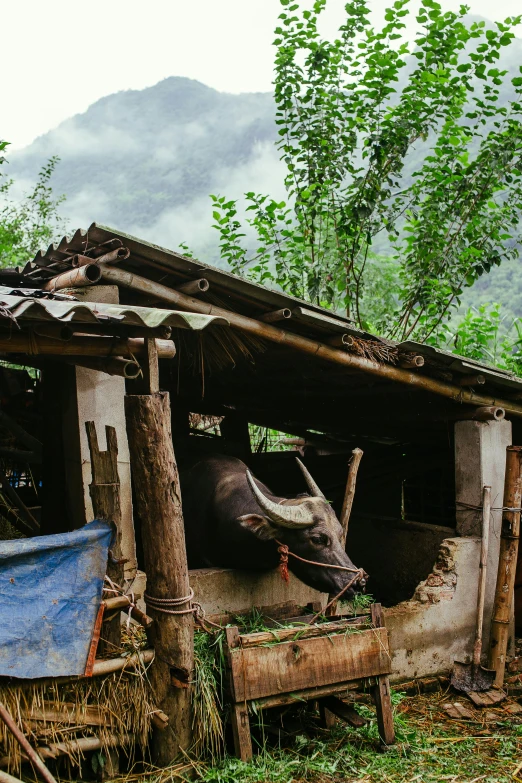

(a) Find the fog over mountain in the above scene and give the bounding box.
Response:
[9,26,522,314]
[10,77,283,259]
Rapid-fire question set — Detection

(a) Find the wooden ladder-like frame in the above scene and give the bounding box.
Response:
[225,602,395,761]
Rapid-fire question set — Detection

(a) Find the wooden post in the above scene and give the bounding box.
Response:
[125,390,193,764]
[340,448,364,548]
[326,448,363,616]
[488,445,522,686]
[85,422,123,656]
[370,604,395,746]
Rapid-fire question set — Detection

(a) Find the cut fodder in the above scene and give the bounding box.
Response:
[0,663,154,775]
[192,630,226,763]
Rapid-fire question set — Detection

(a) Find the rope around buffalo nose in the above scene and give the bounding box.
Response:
[274,539,367,623]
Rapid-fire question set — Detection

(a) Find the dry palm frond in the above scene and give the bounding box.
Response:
[349,336,399,364]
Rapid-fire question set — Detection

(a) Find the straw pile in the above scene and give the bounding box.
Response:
[0,662,154,775]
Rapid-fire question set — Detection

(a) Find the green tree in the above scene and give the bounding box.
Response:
[0,141,66,267]
[208,0,522,344]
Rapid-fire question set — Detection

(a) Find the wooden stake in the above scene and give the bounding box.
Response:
[0,334,175,358]
[488,445,522,687]
[326,448,363,616]
[340,448,364,548]
[125,391,193,764]
[85,422,123,655]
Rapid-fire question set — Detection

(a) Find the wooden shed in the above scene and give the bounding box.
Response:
[0,222,521,765]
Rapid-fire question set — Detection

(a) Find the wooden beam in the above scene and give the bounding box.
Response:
[489,445,522,686]
[370,604,395,746]
[125,391,193,763]
[128,337,159,395]
[98,265,522,418]
[0,334,175,359]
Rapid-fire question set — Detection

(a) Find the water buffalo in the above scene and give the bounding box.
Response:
[181,454,365,595]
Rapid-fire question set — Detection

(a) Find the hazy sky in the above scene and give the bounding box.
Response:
[3,0,522,149]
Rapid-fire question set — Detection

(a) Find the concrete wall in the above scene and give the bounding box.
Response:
[347,516,455,606]
[383,537,479,681]
[134,567,327,621]
[63,285,137,577]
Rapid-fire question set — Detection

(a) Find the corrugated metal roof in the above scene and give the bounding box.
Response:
[0,288,228,331]
[19,223,522,396]
[25,223,359,327]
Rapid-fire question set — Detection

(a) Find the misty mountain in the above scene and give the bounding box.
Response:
[9,26,522,317]
[10,77,282,256]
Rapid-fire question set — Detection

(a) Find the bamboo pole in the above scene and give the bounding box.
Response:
[0,768,24,783]
[98,265,522,418]
[176,278,209,295]
[125,391,193,764]
[53,356,142,379]
[326,448,364,616]
[43,265,102,291]
[488,445,522,686]
[0,334,175,359]
[91,649,154,676]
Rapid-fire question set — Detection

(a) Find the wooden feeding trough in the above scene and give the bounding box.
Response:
[225,603,395,760]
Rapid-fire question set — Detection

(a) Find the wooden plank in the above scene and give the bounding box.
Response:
[230,704,252,762]
[85,422,123,655]
[23,704,110,727]
[229,627,390,702]
[239,619,370,648]
[467,689,507,708]
[251,680,360,709]
[129,336,159,395]
[320,696,368,727]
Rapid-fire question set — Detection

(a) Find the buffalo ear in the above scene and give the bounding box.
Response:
[238,514,279,541]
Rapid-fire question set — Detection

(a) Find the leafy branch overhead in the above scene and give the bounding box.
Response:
[0,142,66,268]
[208,0,522,344]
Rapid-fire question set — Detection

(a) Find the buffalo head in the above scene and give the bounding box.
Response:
[238,458,366,596]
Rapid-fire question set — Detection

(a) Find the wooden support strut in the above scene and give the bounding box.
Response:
[0,334,175,358]
[98,265,522,418]
[85,422,123,656]
[326,448,363,616]
[488,445,522,686]
[125,389,193,764]
[370,604,396,746]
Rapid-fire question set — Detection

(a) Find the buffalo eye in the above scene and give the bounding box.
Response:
[310,533,329,547]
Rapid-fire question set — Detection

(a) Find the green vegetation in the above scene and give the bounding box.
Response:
[0,141,65,267]
[210,0,522,350]
[201,690,521,783]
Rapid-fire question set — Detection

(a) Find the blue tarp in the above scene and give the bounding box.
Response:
[0,520,112,679]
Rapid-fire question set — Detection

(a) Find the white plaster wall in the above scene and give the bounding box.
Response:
[383,537,479,681]
[455,419,511,647]
[133,567,327,619]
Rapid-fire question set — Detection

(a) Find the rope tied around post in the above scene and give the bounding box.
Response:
[277,543,290,582]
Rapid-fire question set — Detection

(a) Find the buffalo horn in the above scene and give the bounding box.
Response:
[295,458,326,499]
[246,470,315,529]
